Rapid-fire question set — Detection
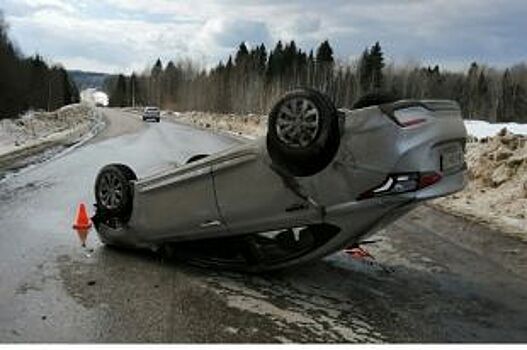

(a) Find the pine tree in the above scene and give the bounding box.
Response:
[316,40,334,63]
[0,12,79,118]
[477,71,491,119]
[358,42,385,94]
[315,40,334,92]
[255,43,267,74]
[513,83,527,122]
[267,41,284,79]
[358,48,372,94]
[164,62,179,107]
[369,42,385,90]
[152,58,163,76]
[497,69,514,122]
[463,62,479,118]
[109,74,127,107]
[235,42,249,66]
[150,58,163,106]
[60,68,74,105]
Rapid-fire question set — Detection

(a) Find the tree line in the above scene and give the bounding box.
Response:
[0,12,79,120]
[107,40,527,123]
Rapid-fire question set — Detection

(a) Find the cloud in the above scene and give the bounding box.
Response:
[199,18,271,48]
[1,0,75,17]
[1,0,525,73]
[4,2,201,73]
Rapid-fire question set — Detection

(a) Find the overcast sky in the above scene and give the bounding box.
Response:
[1,0,526,74]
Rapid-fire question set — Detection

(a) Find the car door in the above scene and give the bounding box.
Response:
[211,146,322,235]
[132,162,226,240]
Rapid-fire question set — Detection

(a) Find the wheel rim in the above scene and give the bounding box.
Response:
[275,97,320,148]
[98,172,124,210]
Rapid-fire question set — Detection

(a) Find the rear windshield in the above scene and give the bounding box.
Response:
[145,107,159,111]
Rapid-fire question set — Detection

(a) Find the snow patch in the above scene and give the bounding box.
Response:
[465,120,527,139]
[80,88,109,107]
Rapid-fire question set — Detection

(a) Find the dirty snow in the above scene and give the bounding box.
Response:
[434,128,527,237]
[0,104,102,165]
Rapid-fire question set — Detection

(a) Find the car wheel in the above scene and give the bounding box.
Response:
[267,88,340,177]
[94,164,137,221]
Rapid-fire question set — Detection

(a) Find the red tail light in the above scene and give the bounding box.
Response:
[392,107,430,128]
[418,172,442,189]
[400,118,427,127]
[358,171,442,200]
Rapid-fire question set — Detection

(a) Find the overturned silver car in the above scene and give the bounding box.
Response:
[92,89,467,271]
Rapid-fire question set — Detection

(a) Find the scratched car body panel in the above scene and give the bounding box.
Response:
[92,89,467,271]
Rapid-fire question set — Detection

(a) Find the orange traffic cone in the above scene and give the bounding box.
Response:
[73,202,92,230]
[76,228,89,247]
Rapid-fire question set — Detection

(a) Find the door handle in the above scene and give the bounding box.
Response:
[200,220,222,228]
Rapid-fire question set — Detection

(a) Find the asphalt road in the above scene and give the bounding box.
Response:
[1,108,527,343]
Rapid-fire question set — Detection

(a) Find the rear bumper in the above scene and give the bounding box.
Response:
[415,168,467,201]
[143,114,160,120]
[313,168,466,262]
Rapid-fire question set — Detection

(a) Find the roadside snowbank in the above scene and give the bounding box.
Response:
[0,104,102,168]
[433,129,527,237]
[167,110,527,238]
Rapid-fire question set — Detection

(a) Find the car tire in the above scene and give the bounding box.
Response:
[267,88,340,177]
[94,164,137,221]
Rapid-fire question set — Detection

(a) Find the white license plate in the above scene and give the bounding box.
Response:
[441,146,464,172]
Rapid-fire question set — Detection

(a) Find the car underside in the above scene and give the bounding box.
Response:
[92,89,467,272]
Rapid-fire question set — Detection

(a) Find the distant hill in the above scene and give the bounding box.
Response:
[68,70,111,91]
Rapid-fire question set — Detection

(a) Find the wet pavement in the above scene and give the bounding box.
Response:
[1,109,527,342]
